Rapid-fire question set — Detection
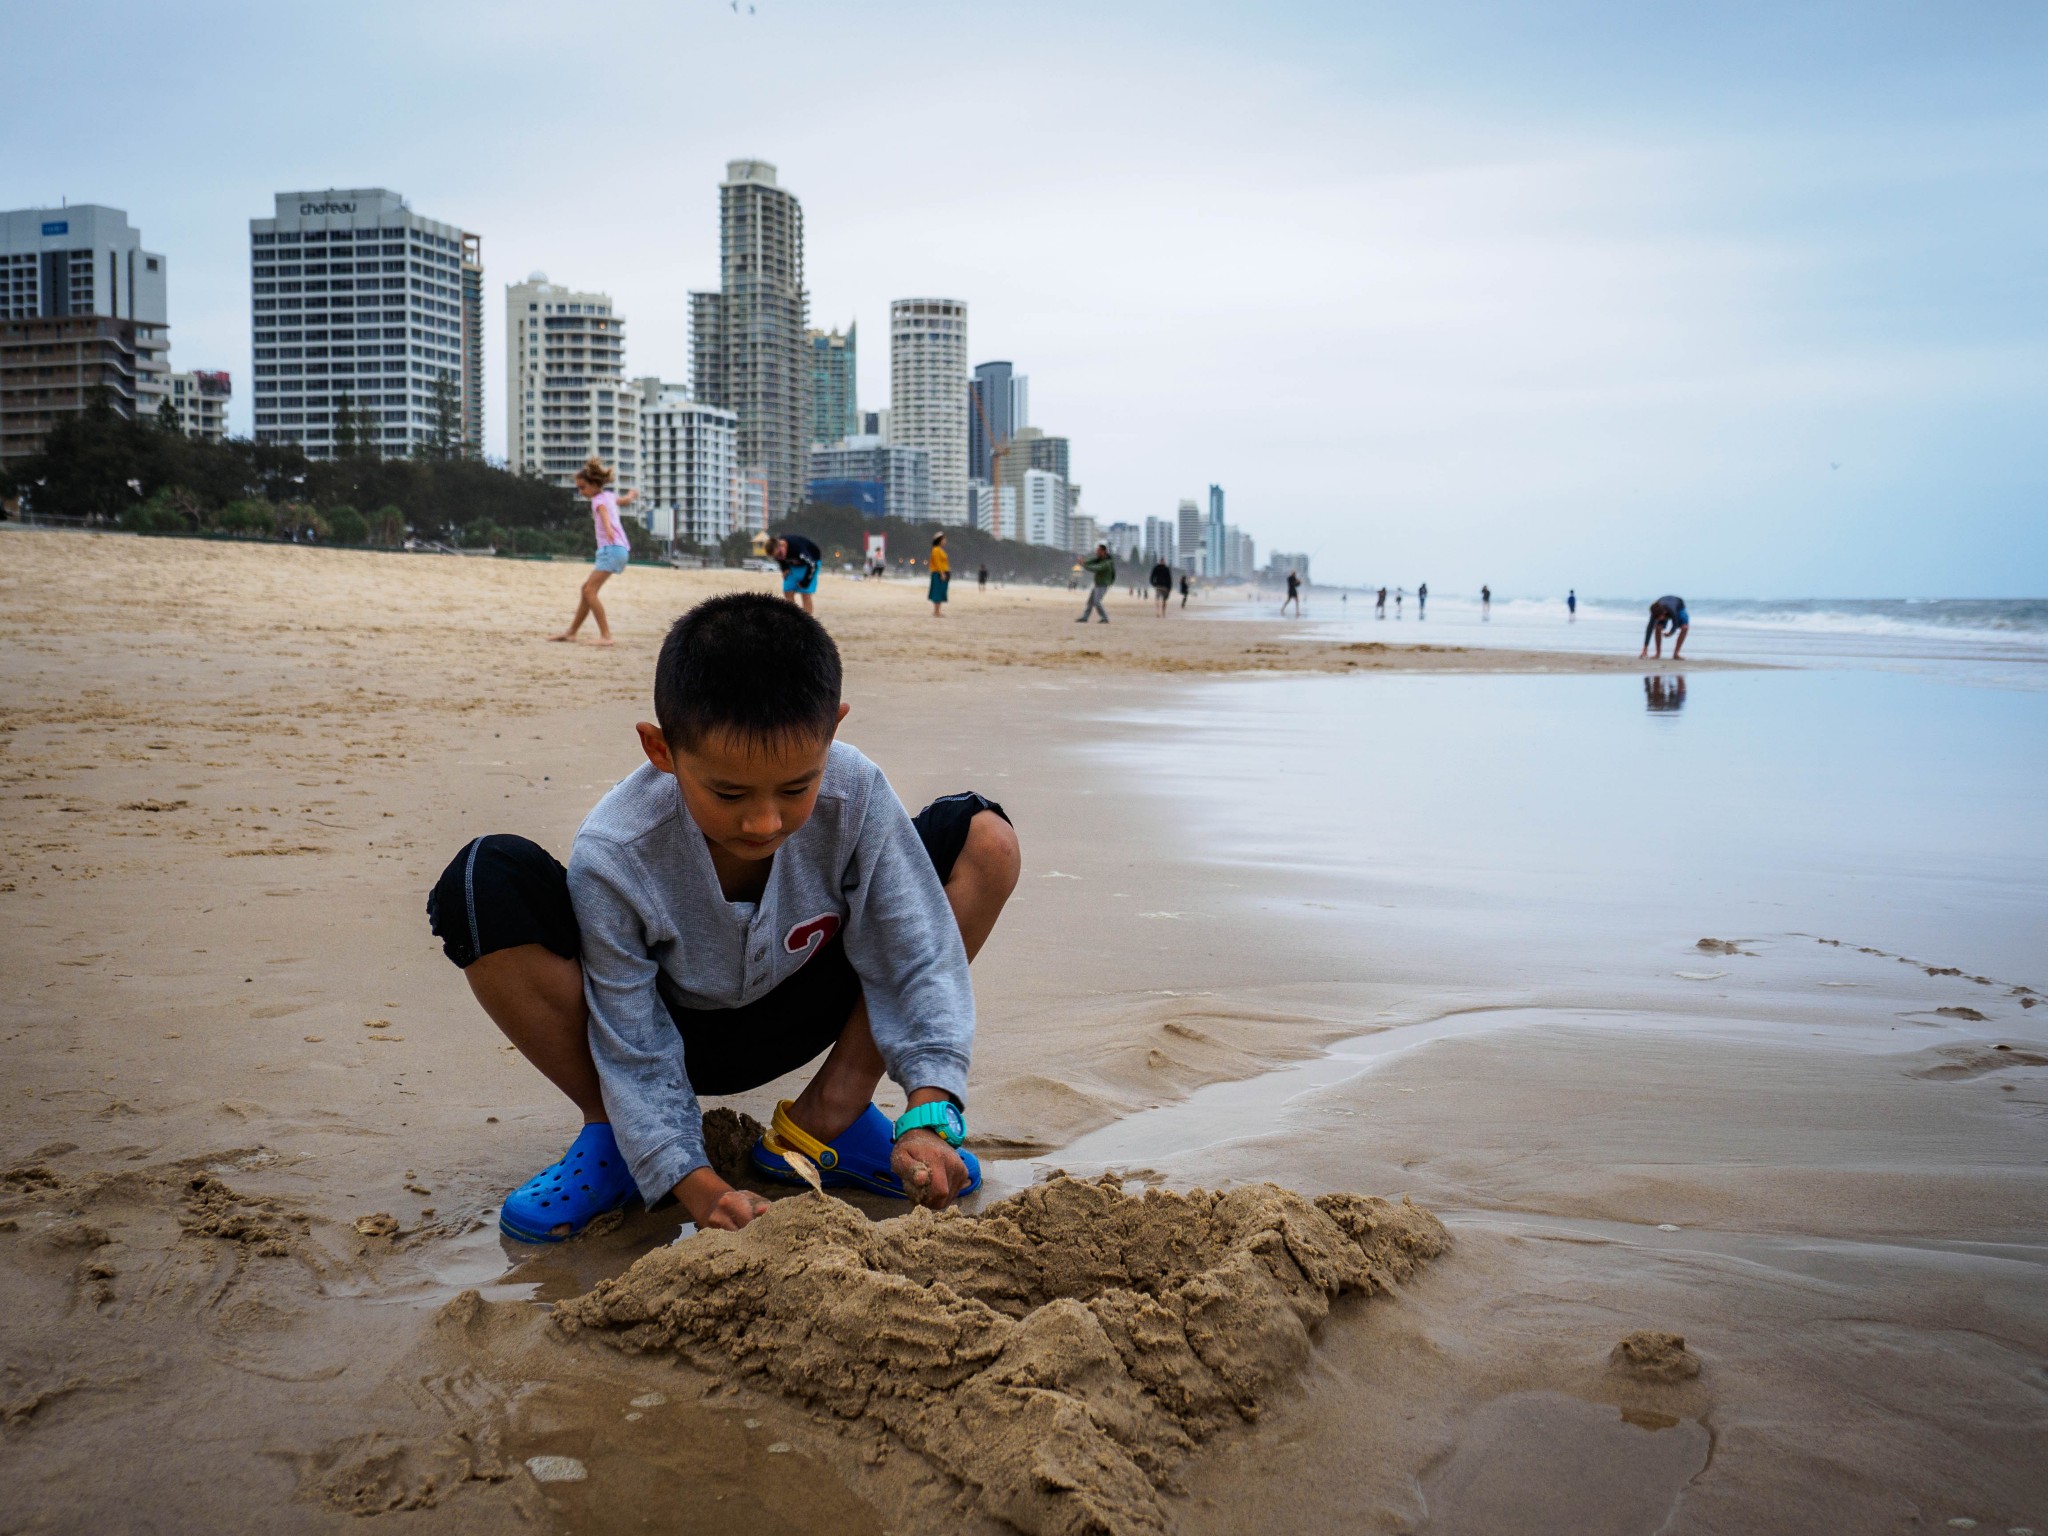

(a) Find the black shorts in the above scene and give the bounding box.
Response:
[427,791,1007,1098]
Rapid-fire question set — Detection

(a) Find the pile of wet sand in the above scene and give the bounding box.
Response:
[553,1173,1447,1536]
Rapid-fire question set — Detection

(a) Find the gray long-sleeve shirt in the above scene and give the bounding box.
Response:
[565,744,975,1203]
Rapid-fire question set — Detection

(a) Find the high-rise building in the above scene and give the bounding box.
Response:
[167,370,231,443]
[968,360,1026,482]
[505,275,635,491]
[690,160,809,517]
[890,298,968,526]
[1226,525,1256,580]
[250,189,477,459]
[970,480,1016,536]
[1177,499,1203,574]
[1206,484,1227,578]
[1143,515,1176,568]
[808,436,929,521]
[1,204,169,465]
[808,324,856,447]
[460,235,483,454]
[1021,468,1068,549]
[631,378,735,549]
[1068,512,1101,559]
[1269,552,1311,583]
[1104,521,1142,562]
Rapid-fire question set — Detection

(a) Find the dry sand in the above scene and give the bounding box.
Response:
[0,528,2039,1534]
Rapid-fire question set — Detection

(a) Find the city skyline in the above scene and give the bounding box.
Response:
[5,1,2042,592]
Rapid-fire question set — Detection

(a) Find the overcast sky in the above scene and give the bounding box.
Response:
[5,0,2043,594]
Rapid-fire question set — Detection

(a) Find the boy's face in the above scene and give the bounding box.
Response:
[636,706,849,863]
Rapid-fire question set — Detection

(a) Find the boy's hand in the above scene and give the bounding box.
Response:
[891,1128,969,1210]
[677,1167,771,1231]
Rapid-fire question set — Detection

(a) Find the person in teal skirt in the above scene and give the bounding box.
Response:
[928,532,951,617]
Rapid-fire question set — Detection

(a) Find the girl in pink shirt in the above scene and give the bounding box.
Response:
[552,457,638,646]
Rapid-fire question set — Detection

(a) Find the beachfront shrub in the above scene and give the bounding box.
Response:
[218,500,273,537]
[324,505,367,545]
[118,485,206,534]
[272,502,330,540]
[460,518,501,550]
[366,506,406,547]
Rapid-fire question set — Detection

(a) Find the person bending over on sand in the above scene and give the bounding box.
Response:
[927,532,950,617]
[1077,542,1116,623]
[1150,558,1173,615]
[772,533,823,615]
[551,457,636,646]
[1641,594,1689,660]
[428,594,1020,1240]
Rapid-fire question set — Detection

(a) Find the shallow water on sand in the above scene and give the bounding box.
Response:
[1094,666,2047,981]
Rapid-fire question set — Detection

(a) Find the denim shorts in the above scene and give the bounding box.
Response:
[594,544,629,574]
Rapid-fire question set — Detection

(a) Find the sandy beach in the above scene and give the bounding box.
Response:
[2,528,2042,1534]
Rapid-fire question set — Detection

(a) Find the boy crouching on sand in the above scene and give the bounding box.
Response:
[427,593,1020,1239]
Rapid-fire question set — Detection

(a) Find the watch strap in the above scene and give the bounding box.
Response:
[893,1101,965,1146]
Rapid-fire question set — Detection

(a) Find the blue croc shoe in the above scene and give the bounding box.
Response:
[499,1122,637,1243]
[751,1100,982,1200]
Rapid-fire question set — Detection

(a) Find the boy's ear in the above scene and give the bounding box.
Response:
[832,701,850,735]
[636,721,676,775]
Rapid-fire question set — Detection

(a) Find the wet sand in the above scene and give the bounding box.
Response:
[1,528,2041,1533]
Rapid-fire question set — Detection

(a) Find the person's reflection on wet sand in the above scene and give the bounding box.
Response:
[1645,675,1687,713]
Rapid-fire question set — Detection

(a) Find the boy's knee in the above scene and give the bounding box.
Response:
[962,810,1021,893]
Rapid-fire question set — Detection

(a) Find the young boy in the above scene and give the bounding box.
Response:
[428,594,1020,1239]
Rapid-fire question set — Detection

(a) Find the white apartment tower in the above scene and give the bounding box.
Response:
[1177,499,1203,575]
[506,275,636,492]
[1022,468,1069,549]
[690,160,809,518]
[890,298,968,526]
[1,204,169,463]
[632,378,736,549]
[167,370,231,442]
[250,189,480,458]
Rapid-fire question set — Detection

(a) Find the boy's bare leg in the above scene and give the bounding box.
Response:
[463,944,607,1121]
[1672,627,1688,659]
[787,809,1021,1142]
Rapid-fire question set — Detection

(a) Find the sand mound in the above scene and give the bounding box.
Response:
[1610,1330,1701,1382]
[553,1174,1446,1535]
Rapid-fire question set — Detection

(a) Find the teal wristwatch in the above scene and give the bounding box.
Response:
[893,1101,967,1147]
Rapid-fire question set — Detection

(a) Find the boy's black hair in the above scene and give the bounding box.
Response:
[655,593,842,752]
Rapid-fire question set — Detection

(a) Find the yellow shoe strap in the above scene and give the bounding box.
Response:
[766,1100,838,1169]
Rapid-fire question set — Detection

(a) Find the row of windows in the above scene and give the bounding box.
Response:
[254,259,407,275]
[254,229,461,258]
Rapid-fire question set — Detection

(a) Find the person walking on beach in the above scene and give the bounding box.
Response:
[1077,543,1116,624]
[1150,558,1173,615]
[551,457,636,647]
[1640,594,1690,660]
[1375,586,1386,618]
[1417,582,1428,618]
[1179,574,1191,609]
[1568,589,1577,618]
[928,533,951,617]
[1394,587,1404,618]
[773,533,823,615]
[1481,585,1491,618]
[1281,571,1302,616]
[977,562,988,592]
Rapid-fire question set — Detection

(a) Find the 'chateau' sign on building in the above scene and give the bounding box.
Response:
[298,201,356,215]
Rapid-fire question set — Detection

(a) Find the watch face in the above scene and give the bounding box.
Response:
[941,1103,966,1141]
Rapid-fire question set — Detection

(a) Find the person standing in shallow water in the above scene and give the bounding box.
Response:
[1417,582,1428,617]
[1641,595,1690,659]
[1281,571,1302,616]
[551,456,636,647]
[928,533,950,617]
[1568,589,1577,619]
[1480,585,1491,618]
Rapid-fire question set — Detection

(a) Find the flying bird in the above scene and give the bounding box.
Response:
[1831,461,1841,470]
